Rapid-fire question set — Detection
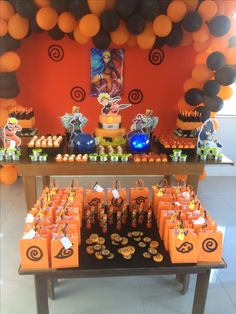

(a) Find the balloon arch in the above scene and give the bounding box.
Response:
[0,0,236,183]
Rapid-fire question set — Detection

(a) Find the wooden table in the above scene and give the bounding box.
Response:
[19,259,227,314]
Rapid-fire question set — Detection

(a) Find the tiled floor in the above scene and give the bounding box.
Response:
[1,177,236,314]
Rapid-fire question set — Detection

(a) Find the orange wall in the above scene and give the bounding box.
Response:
[16,32,196,135]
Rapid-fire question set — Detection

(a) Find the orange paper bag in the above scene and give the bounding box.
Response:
[107,180,127,211]
[129,179,150,211]
[198,231,223,262]
[85,182,105,212]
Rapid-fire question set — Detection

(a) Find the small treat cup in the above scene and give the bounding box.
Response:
[39,154,48,162]
[170,154,178,162]
[0,148,5,156]
[32,148,42,158]
[173,149,182,157]
[29,154,38,162]
[12,154,20,161]
[89,153,98,162]
[199,153,207,161]
[0,155,4,161]
[121,154,130,162]
[179,154,187,162]
[216,153,223,161]
[110,154,119,162]
[100,154,108,162]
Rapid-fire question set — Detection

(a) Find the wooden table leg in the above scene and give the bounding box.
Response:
[22,176,37,211]
[34,275,49,314]
[175,274,190,295]
[192,269,211,314]
[42,176,50,189]
[47,279,55,300]
[187,175,199,193]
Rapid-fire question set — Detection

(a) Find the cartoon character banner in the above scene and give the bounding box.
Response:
[90,48,124,97]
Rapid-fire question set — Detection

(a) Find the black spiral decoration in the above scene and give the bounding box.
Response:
[148,48,164,65]
[134,196,148,205]
[54,247,74,259]
[111,197,124,208]
[176,242,193,254]
[88,198,101,206]
[128,89,143,104]
[48,45,64,62]
[26,246,43,261]
[70,86,86,102]
[202,238,218,253]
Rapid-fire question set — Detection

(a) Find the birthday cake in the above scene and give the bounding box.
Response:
[95,93,130,145]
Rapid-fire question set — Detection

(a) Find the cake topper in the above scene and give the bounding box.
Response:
[3,117,22,149]
[60,106,88,133]
[97,92,131,115]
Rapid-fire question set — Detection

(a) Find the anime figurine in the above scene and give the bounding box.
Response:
[61,106,88,133]
[3,117,22,149]
[197,119,222,155]
[144,109,159,138]
[98,92,130,115]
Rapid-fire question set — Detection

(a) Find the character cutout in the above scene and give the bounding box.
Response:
[197,119,222,154]
[3,117,22,149]
[91,49,124,97]
[98,93,131,115]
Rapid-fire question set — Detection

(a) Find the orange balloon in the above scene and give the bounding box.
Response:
[183,78,203,92]
[167,1,187,23]
[36,7,58,31]
[180,29,193,46]
[34,0,51,8]
[215,0,225,15]
[0,18,7,37]
[193,37,212,53]
[211,118,219,130]
[192,65,212,83]
[88,0,106,16]
[210,37,228,54]
[153,15,172,37]
[192,23,210,43]
[0,98,17,110]
[217,85,233,100]
[126,34,137,47]
[195,52,210,66]
[111,20,129,45]
[0,52,21,72]
[225,47,236,65]
[175,175,188,182]
[8,13,29,40]
[183,0,198,11]
[0,108,8,128]
[73,22,90,44]
[79,14,100,38]
[0,1,15,21]
[106,0,116,10]
[199,168,206,181]
[0,166,18,185]
[198,0,218,22]
[137,22,156,50]
[58,12,77,33]
[224,0,236,15]
[178,97,196,111]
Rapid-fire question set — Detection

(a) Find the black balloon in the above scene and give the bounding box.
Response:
[185,88,203,106]
[69,0,90,19]
[0,86,20,99]
[194,106,211,122]
[203,80,220,97]
[153,36,166,48]
[52,0,69,13]
[203,96,224,112]
[229,35,236,48]
[48,25,65,41]
[67,32,75,40]
[166,23,183,47]
[207,52,225,71]
[214,67,236,86]
[15,0,37,19]
[158,0,171,14]
[92,30,111,50]
[101,10,120,32]
[182,12,202,32]
[126,13,145,35]
[0,72,18,89]
[115,0,136,19]
[140,0,160,21]
[0,34,21,55]
[208,15,231,37]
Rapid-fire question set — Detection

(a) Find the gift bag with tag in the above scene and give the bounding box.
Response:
[107,180,127,211]
[163,220,192,251]
[198,231,222,262]
[169,228,200,263]
[129,179,150,211]
[20,230,51,269]
[51,225,79,269]
[85,181,105,213]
